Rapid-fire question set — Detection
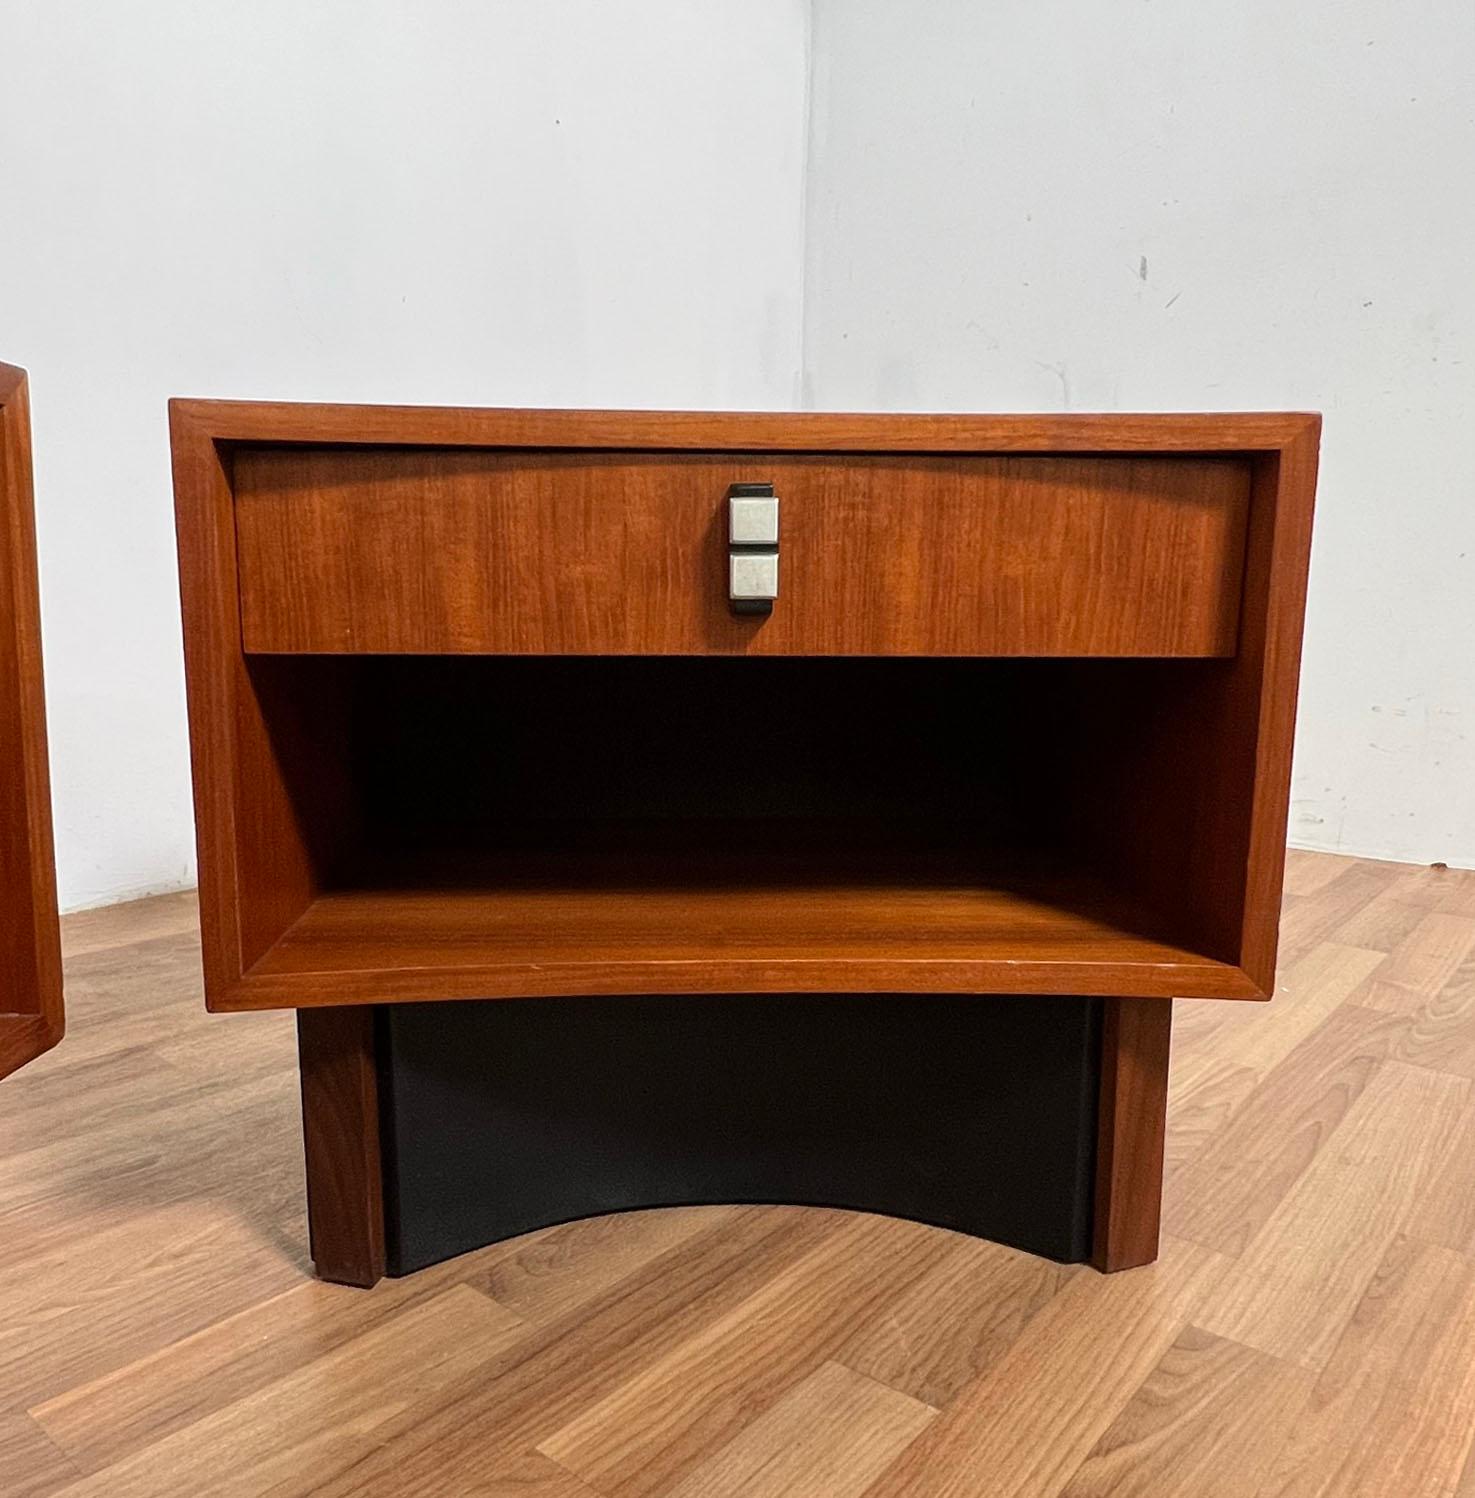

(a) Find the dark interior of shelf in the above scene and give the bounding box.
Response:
[241,654,1251,978]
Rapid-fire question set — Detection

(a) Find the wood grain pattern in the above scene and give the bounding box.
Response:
[1362,910,1475,1015]
[832,1236,1072,1407]
[1232,426,1320,991]
[234,448,1251,657]
[0,1412,80,1498]
[1256,1235,1475,1497]
[47,1286,531,1498]
[1197,1059,1471,1369]
[32,1268,481,1473]
[170,404,321,996]
[7,861,1475,1497]
[1162,1052,1259,1177]
[171,403,1318,1013]
[1275,861,1404,968]
[1388,967,1475,1081]
[304,1208,851,1496]
[1326,865,1435,952]
[1068,430,1319,1001]
[1057,1326,1313,1498]
[468,1206,740,1327]
[1165,1003,1410,1256]
[536,1214,956,1498]
[167,400,1322,454]
[660,1360,936,1498]
[1093,997,1173,1271]
[2,1195,303,1410]
[1405,1098,1475,1256]
[1194,940,1387,1075]
[295,1007,385,1288]
[58,890,197,960]
[239,872,1257,1009]
[0,362,63,1079]
[858,1234,1229,1498]
[1281,849,1360,897]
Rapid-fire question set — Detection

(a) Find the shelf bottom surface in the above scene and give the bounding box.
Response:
[237,846,1257,1006]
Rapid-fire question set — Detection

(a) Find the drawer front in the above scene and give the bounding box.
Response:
[234,448,1250,656]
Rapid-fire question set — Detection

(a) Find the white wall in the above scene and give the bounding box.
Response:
[4,2,1471,904]
[804,0,1475,867]
[0,1,809,909]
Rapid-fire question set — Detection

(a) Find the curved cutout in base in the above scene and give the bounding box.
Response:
[378,993,1102,1276]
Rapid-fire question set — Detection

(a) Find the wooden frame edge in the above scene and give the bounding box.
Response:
[0,363,64,1072]
[219,958,1264,1013]
[170,399,1324,454]
[170,401,246,1001]
[1238,417,1322,992]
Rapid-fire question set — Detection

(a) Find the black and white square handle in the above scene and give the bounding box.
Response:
[728,482,779,616]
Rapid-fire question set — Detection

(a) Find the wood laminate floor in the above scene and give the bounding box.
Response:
[3,850,1475,1496]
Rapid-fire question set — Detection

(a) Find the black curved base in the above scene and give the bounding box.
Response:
[377,993,1104,1277]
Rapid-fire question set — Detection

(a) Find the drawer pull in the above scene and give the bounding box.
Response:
[728,483,779,615]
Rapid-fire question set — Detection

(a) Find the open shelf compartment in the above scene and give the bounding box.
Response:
[214,656,1265,1008]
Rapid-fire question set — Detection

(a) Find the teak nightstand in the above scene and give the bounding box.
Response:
[170,402,1319,1287]
[1,363,63,1081]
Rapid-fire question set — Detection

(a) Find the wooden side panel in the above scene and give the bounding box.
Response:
[1237,429,1321,989]
[171,409,334,1002]
[1066,432,1319,992]
[0,363,63,1079]
[233,450,1252,658]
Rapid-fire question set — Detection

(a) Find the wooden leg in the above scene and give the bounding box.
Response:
[1092,996,1172,1272]
[297,1006,386,1287]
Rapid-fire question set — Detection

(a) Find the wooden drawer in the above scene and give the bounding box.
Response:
[233,448,1250,656]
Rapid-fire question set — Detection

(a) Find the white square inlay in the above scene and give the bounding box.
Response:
[730,551,780,600]
[729,495,780,546]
